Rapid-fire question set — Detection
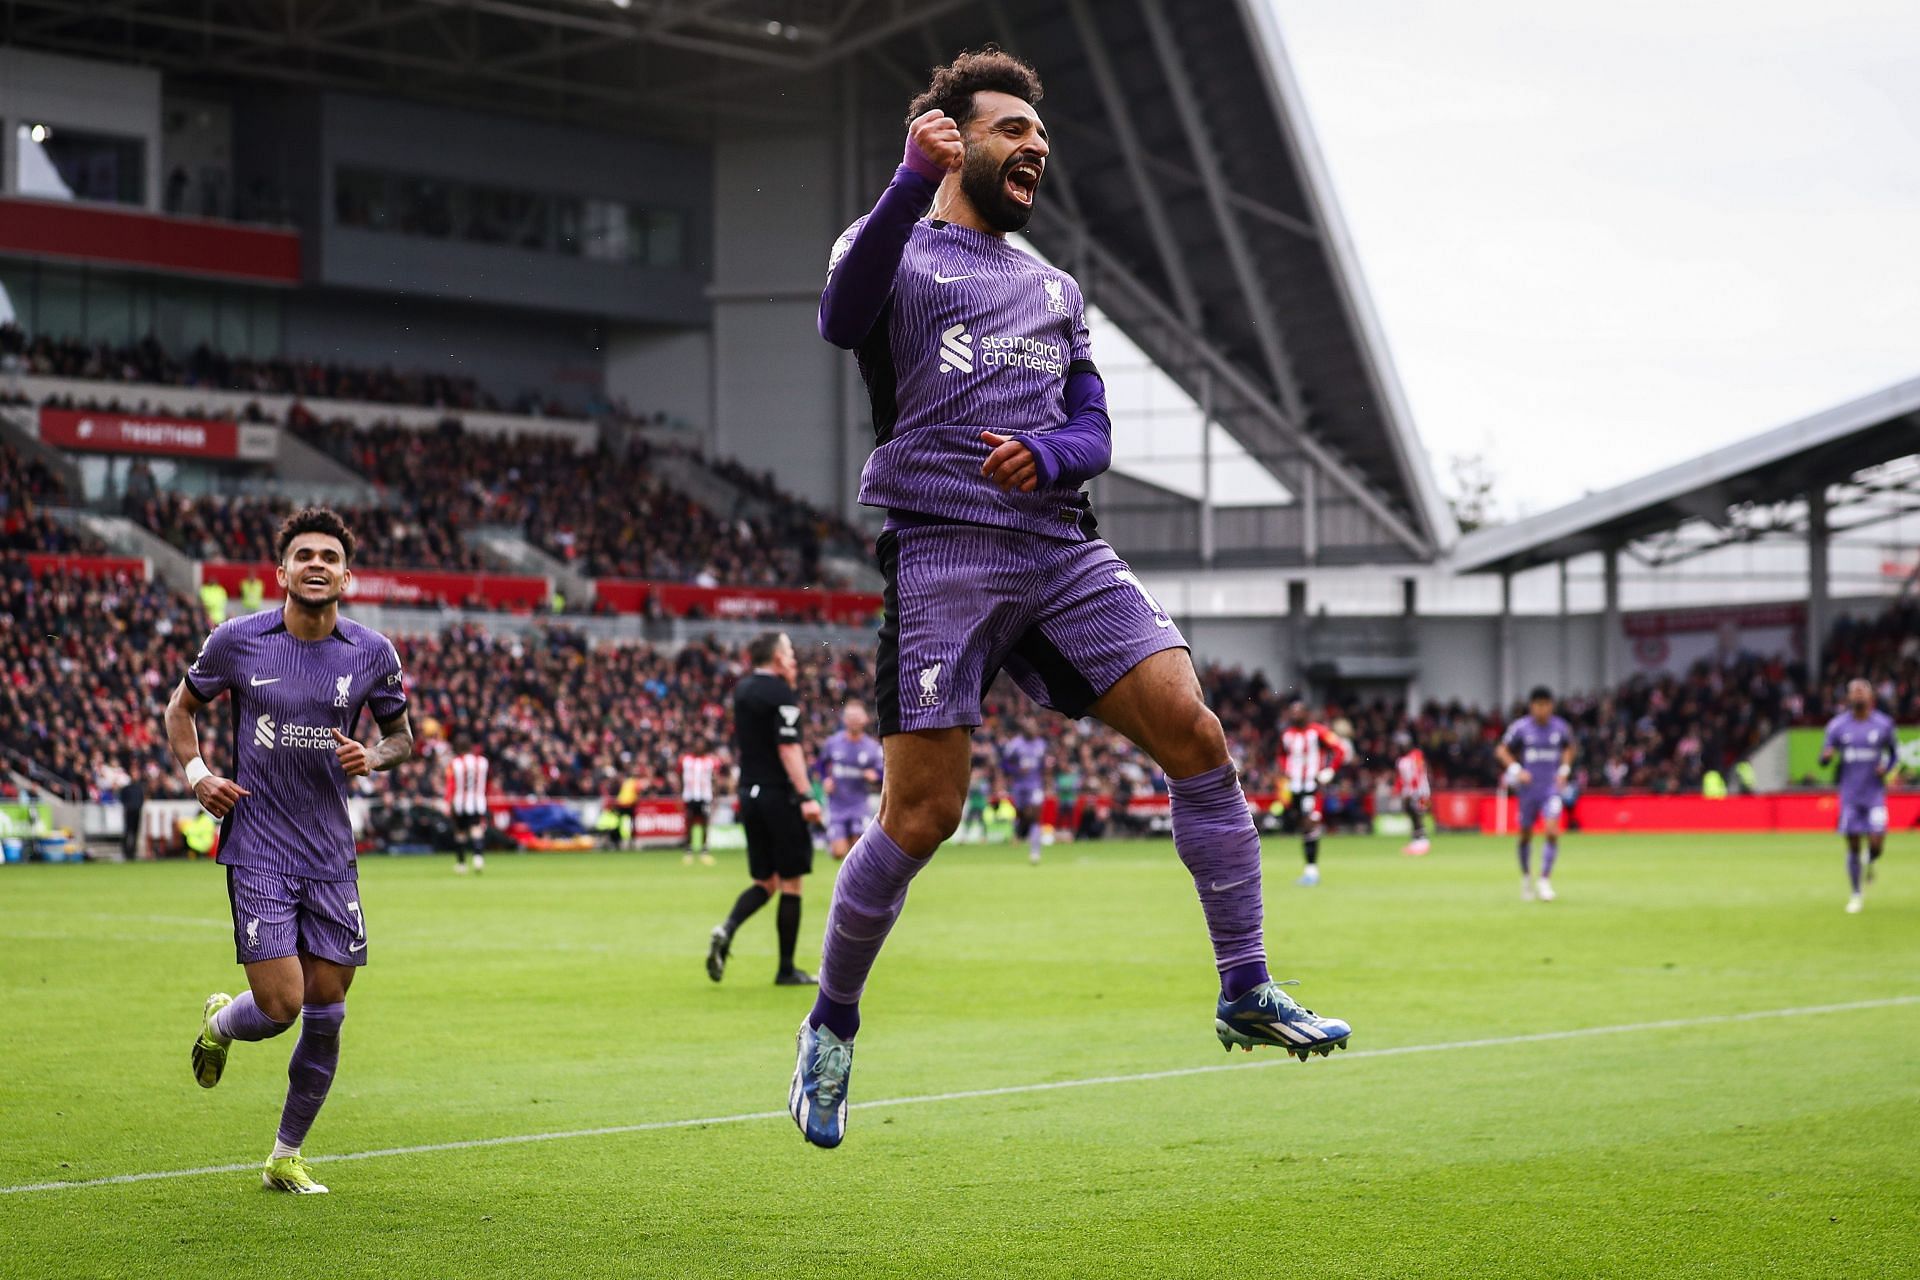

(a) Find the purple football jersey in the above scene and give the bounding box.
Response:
[819,730,883,818]
[185,610,407,880]
[1501,715,1573,801]
[1000,735,1049,796]
[1824,710,1897,806]
[829,217,1097,538]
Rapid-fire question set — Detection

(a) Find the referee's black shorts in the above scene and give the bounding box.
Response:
[739,784,813,880]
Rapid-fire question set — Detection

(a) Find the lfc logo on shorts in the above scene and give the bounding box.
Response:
[918,663,942,707]
[246,918,260,950]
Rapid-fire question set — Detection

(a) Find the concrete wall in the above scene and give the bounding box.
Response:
[709,129,848,511]
[280,290,608,413]
[0,48,162,211]
[606,328,713,432]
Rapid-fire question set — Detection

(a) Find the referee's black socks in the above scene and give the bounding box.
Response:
[724,885,771,937]
[776,893,802,975]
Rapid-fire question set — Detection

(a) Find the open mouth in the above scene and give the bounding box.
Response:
[1005,159,1042,207]
[302,575,331,590]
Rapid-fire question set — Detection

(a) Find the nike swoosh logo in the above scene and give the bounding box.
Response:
[1154,617,1174,629]
[250,676,282,686]
[1209,875,1254,892]
[933,272,974,283]
[348,939,367,953]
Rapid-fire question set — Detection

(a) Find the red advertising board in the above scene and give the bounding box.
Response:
[21,553,149,580]
[37,407,278,461]
[201,561,550,610]
[0,195,301,285]
[595,579,882,624]
[1437,789,1920,834]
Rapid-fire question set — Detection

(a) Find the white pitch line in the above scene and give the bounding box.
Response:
[3,994,1913,1197]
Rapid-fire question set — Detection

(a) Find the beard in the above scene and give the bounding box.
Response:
[289,581,343,609]
[958,145,1035,233]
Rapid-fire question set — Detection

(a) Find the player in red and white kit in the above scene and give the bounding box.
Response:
[1280,700,1347,886]
[445,736,490,874]
[1394,737,1432,857]
[680,742,722,865]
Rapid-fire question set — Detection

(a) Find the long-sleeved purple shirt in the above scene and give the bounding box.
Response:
[820,163,1111,540]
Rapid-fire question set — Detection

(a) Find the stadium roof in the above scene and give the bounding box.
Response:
[1452,375,1920,576]
[2,0,1454,561]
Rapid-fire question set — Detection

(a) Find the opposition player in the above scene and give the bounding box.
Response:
[681,740,721,865]
[818,701,883,860]
[1279,700,1346,886]
[792,49,1350,1149]
[1820,678,1901,913]
[1495,686,1575,902]
[999,718,1050,864]
[1395,736,1431,856]
[707,632,821,986]
[167,507,413,1194]
[445,735,489,874]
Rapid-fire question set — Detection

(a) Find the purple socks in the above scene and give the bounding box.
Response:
[278,1003,345,1150]
[1516,839,1532,876]
[809,823,930,1040]
[1167,763,1270,1001]
[1847,848,1863,894]
[1541,839,1559,879]
[213,990,293,1042]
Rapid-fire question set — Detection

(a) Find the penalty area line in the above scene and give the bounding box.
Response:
[4,994,1913,1196]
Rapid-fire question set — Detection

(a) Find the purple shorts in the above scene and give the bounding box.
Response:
[874,524,1188,735]
[1011,786,1046,813]
[226,866,368,966]
[1518,793,1564,833]
[827,811,872,843]
[1839,801,1888,836]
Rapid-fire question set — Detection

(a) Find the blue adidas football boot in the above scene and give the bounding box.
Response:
[790,1020,854,1148]
[1216,980,1351,1061]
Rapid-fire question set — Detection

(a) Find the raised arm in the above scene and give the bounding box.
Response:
[818,112,957,349]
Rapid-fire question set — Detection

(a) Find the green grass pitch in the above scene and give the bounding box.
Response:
[2,832,1915,1278]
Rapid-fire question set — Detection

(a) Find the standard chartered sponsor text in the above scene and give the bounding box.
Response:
[281,723,342,749]
[978,334,1064,375]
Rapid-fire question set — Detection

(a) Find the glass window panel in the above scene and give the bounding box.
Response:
[249,293,283,358]
[84,272,134,345]
[216,289,250,355]
[644,209,684,268]
[36,266,85,338]
[19,125,145,206]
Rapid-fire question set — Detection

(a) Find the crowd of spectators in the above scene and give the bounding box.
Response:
[287,413,840,586]
[1,558,219,804]
[2,325,507,413]
[0,440,101,555]
[10,528,1916,814]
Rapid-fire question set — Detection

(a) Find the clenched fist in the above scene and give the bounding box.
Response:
[907,109,963,178]
[331,728,371,777]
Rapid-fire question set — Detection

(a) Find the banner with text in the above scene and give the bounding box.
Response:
[594,579,882,624]
[38,407,278,462]
[200,561,551,611]
[1785,725,1920,784]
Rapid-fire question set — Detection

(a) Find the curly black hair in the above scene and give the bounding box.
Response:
[274,505,358,565]
[906,46,1043,127]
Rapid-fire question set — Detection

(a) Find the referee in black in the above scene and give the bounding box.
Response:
[707,631,822,986]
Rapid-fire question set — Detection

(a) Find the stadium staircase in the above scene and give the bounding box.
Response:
[462,526,595,604]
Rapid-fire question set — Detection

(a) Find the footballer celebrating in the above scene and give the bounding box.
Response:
[166,507,412,1194]
[792,48,1350,1149]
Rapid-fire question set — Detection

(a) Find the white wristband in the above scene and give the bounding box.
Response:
[1503,762,1524,785]
[185,757,212,789]
[1557,764,1572,781]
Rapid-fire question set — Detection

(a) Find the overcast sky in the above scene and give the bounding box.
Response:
[1270,0,1920,518]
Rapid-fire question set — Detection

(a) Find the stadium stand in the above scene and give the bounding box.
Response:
[0,557,220,801]
[13,545,1900,815]
[0,438,100,554]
